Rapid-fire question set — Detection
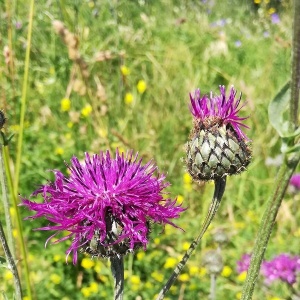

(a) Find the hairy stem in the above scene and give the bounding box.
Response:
[241,155,299,299]
[210,274,216,300]
[0,221,22,299]
[241,1,300,298]
[156,177,226,300]
[290,0,300,128]
[110,256,124,300]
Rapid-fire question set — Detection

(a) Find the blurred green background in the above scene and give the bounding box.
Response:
[1,0,299,299]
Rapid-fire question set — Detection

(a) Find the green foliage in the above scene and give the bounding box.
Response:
[1,0,299,299]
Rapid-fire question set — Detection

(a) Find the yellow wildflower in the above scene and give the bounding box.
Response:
[254,0,261,3]
[23,297,30,300]
[236,292,242,300]
[151,271,164,282]
[13,229,18,238]
[221,266,232,277]
[4,270,13,280]
[178,273,190,282]
[120,65,130,76]
[130,275,141,285]
[81,287,92,298]
[268,7,276,15]
[61,98,71,112]
[98,274,109,283]
[53,254,63,262]
[164,257,177,269]
[183,172,192,184]
[137,251,145,261]
[237,271,247,282]
[199,267,207,277]
[137,80,147,94]
[177,194,184,203]
[55,147,64,155]
[124,92,134,105]
[50,274,62,284]
[81,104,92,117]
[81,258,95,269]
[67,122,73,128]
[89,282,99,293]
[10,207,16,217]
[189,265,199,276]
[154,237,160,245]
[182,241,190,251]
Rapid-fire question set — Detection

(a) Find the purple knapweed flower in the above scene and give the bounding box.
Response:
[186,86,252,181]
[237,254,252,274]
[290,174,300,190]
[262,254,300,285]
[22,150,185,264]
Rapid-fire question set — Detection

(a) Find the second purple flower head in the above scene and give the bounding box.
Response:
[186,86,252,181]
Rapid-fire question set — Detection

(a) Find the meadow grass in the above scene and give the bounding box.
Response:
[0,0,299,299]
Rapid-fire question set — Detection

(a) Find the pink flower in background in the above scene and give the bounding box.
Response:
[262,254,300,285]
[290,174,300,190]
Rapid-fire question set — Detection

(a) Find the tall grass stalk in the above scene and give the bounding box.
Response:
[241,1,300,298]
[11,0,35,299]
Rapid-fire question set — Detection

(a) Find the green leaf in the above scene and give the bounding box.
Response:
[268,81,291,138]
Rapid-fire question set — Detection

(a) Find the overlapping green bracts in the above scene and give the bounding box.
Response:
[186,86,252,181]
[187,123,251,181]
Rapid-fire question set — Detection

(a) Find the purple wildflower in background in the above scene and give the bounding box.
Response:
[271,13,280,24]
[22,150,185,264]
[262,254,300,285]
[290,173,300,190]
[235,40,242,48]
[237,254,252,273]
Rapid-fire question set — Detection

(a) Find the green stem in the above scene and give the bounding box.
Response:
[0,144,15,257]
[156,177,226,300]
[210,274,216,300]
[290,0,300,128]
[241,155,299,299]
[241,1,300,298]
[12,0,35,299]
[0,219,22,299]
[110,256,124,300]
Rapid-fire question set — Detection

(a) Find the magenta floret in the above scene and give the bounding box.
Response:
[189,85,249,140]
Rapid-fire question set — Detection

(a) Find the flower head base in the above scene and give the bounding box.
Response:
[262,254,300,285]
[186,86,252,181]
[22,150,184,264]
